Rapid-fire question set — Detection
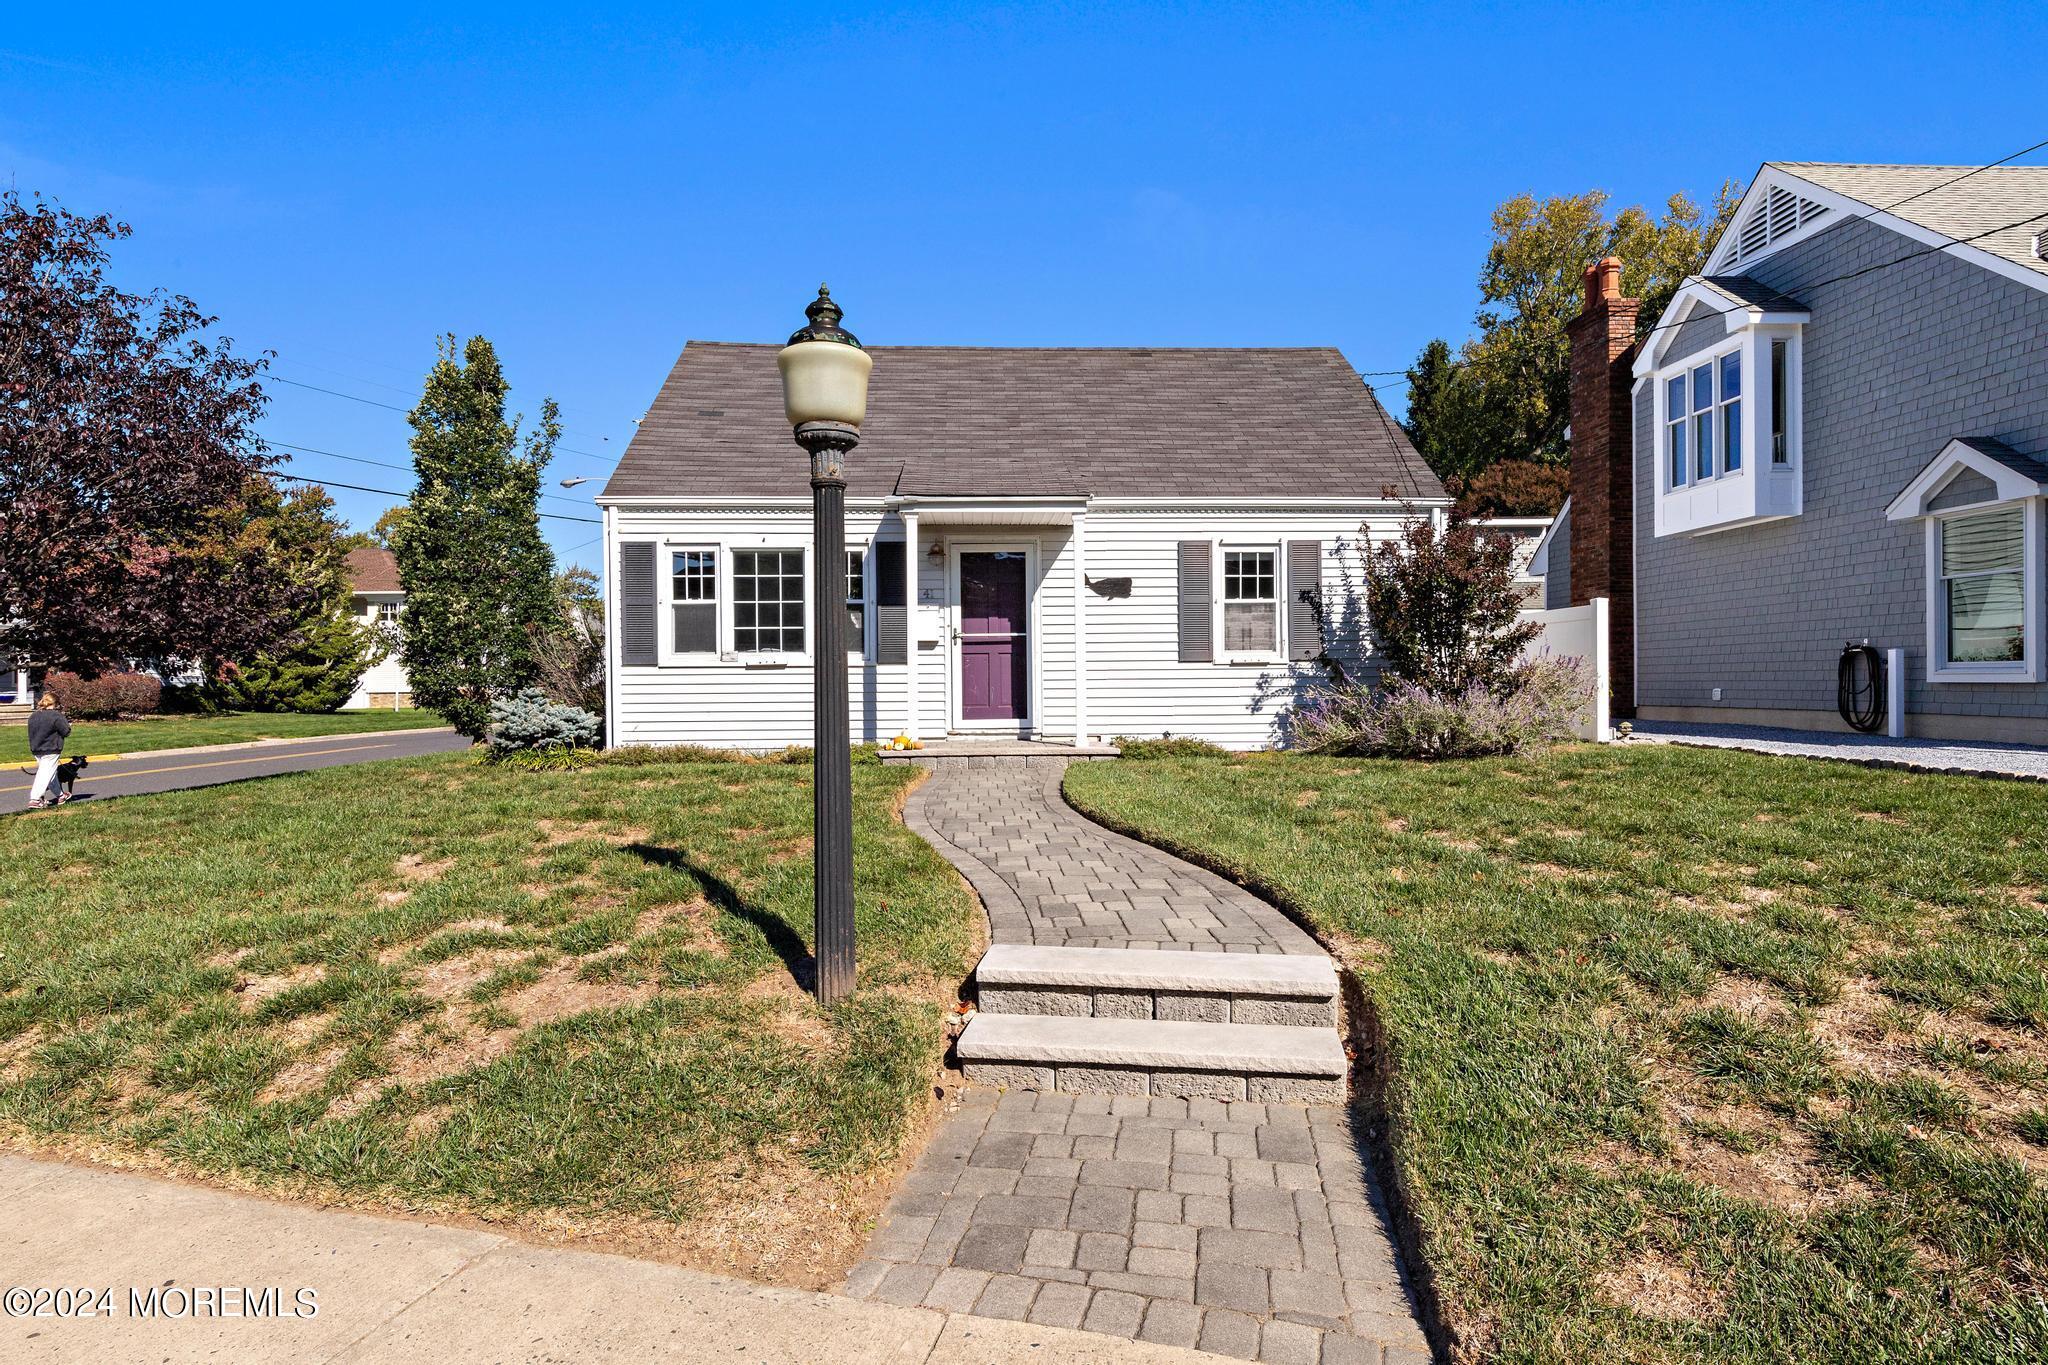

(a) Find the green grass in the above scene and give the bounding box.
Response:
[0,708,451,761]
[1064,746,2048,1364]
[0,751,975,1282]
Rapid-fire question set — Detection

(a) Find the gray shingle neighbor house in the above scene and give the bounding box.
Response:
[1556,161,2048,741]
[596,344,1445,750]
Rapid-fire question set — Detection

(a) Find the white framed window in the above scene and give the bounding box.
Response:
[1927,501,2041,682]
[732,548,807,656]
[1218,545,1281,661]
[845,547,868,659]
[1663,347,1744,490]
[670,548,718,654]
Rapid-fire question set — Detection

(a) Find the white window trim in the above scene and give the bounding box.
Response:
[1214,540,1284,665]
[1923,497,2044,684]
[846,541,872,663]
[663,542,721,661]
[660,540,814,666]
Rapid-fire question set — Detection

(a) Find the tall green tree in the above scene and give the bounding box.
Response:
[210,483,381,712]
[1404,185,1740,485]
[390,336,559,739]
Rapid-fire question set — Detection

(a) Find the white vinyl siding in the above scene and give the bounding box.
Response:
[606,504,1422,750]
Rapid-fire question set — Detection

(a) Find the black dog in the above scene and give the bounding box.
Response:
[53,753,87,801]
[20,753,87,805]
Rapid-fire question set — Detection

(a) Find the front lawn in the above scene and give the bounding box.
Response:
[1064,746,2048,1363]
[0,751,976,1286]
[0,707,450,761]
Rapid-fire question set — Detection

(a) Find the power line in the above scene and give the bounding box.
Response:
[271,471,602,525]
[264,374,619,467]
[264,438,602,511]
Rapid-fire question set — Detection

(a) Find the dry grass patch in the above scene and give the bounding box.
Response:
[1595,1249,1724,1324]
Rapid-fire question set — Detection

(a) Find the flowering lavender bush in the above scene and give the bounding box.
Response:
[1289,656,1589,759]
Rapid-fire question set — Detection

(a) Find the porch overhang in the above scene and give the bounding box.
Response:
[886,494,1091,527]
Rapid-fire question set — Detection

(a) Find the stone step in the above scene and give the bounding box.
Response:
[957,1013,1347,1103]
[974,944,1338,1025]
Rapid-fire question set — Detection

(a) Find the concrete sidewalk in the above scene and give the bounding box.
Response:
[0,1154,1231,1363]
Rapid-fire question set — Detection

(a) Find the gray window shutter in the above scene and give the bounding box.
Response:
[619,541,658,667]
[1177,541,1213,663]
[874,540,907,665]
[1287,540,1322,662]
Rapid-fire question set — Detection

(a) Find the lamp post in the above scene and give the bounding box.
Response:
[777,285,872,1006]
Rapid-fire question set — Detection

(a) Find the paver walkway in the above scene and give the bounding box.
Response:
[861,758,1433,1363]
[903,759,1321,955]
[1631,718,2048,781]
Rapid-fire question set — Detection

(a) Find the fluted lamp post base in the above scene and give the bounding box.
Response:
[798,419,859,1005]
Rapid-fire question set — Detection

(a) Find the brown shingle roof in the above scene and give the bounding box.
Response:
[601,344,1443,501]
[345,546,401,593]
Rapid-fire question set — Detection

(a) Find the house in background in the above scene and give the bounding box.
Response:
[1558,161,2048,740]
[342,546,413,710]
[597,344,1446,751]
[1476,516,1556,608]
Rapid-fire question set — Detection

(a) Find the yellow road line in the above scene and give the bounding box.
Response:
[2,740,404,796]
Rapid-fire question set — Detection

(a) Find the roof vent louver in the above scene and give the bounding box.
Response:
[1729,184,1829,265]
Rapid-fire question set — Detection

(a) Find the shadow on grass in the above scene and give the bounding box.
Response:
[625,841,818,993]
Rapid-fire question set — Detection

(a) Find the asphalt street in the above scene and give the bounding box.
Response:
[4,728,471,812]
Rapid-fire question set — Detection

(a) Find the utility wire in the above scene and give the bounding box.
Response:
[264,374,618,467]
[271,471,602,524]
[264,438,601,511]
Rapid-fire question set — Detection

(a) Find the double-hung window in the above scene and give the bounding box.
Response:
[1221,547,1280,659]
[1940,506,2026,668]
[1691,363,1715,482]
[845,548,868,657]
[671,549,717,653]
[1718,350,1742,473]
[1666,375,1689,488]
[733,549,806,655]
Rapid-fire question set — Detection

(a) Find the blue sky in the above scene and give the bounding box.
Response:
[6,3,2043,572]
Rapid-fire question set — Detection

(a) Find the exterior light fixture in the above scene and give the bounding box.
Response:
[776,285,871,1006]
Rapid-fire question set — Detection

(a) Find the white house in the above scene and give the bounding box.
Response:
[342,546,414,710]
[597,344,1447,751]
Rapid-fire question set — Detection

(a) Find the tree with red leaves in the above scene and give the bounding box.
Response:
[0,191,306,677]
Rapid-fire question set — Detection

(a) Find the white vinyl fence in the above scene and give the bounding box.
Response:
[1518,596,1610,741]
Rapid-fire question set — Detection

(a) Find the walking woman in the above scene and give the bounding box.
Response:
[26,694,70,809]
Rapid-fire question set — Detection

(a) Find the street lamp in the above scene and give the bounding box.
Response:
[777,285,871,1006]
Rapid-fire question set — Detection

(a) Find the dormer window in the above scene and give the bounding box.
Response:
[1885,437,2048,684]
[1639,278,1808,537]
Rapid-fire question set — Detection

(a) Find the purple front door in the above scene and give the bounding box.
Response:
[959,552,1029,723]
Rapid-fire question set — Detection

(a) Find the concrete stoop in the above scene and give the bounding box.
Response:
[958,945,1348,1103]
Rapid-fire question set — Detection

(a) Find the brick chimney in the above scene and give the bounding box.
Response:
[1564,256,1641,716]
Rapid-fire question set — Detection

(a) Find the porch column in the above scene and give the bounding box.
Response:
[903,508,920,743]
[1071,508,1088,746]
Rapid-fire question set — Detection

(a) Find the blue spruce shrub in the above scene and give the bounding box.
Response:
[487,687,601,756]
